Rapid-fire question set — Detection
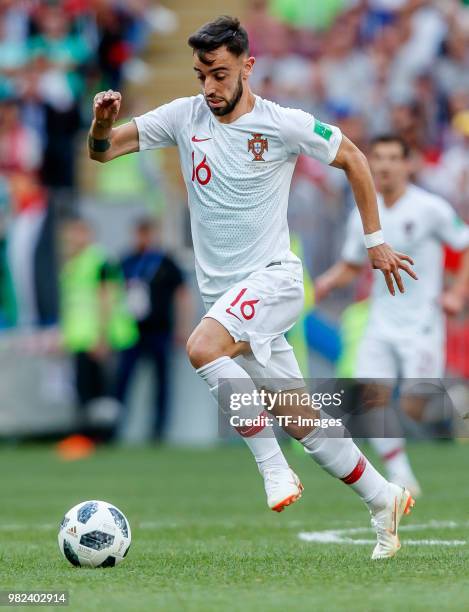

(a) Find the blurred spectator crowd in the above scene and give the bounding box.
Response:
[0,0,177,329]
[3,0,468,330]
[247,0,469,379]
[247,0,469,277]
[1,0,469,437]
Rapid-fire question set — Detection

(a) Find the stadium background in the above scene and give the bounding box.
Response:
[0,0,468,442]
[1,2,469,610]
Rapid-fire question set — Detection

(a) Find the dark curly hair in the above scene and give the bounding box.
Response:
[188,15,250,64]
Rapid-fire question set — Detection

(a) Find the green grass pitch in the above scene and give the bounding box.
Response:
[1,441,468,611]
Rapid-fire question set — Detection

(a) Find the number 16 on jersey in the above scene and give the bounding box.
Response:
[192,152,212,186]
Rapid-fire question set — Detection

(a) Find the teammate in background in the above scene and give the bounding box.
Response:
[316,135,469,496]
[87,16,417,559]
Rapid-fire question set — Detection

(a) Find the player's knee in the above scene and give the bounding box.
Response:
[186,331,222,369]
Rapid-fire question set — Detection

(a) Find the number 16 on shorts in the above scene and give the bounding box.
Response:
[226,288,260,322]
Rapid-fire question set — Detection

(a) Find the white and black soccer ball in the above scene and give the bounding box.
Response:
[58,500,131,568]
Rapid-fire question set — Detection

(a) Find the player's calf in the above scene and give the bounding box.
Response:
[300,427,415,557]
[190,324,302,512]
[268,388,322,440]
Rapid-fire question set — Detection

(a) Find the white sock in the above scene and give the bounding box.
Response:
[301,428,389,510]
[257,449,290,473]
[197,356,288,474]
[369,437,415,482]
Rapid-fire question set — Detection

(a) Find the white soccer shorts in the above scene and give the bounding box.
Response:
[355,326,445,392]
[203,261,305,392]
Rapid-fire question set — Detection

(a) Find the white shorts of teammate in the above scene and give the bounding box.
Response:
[203,260,305,392]
[355,325,445,392]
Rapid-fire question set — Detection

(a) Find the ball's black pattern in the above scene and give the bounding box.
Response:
[63,539,81,567]
[98,555,116,568]
[123,544,131,557]
[77,501,98,524]
[80,530,115,551]
[108,506,129,538]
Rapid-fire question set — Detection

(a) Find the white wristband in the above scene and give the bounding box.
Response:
[364,230,384,249]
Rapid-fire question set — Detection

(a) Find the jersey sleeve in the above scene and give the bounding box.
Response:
[431,198,469,251]
[133,98,189,150]
[280,107,342,164]
[342,209,368,265]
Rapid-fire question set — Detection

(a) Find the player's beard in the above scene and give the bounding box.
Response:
[206,75,243,117]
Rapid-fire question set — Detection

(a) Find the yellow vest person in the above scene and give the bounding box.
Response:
[61,243,138,353]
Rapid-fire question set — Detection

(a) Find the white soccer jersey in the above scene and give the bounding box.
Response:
[134,94,342,301]
[342,184,469,335]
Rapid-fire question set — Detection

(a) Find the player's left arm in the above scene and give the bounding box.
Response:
[433,199,469,315]
[441,248,469,316]
[331,136,417,295]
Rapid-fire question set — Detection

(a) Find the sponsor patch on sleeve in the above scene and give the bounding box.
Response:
[313,119,333,141]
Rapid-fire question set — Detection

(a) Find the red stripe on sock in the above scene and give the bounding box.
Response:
[383,447,404,462]
[341,455,367,485]
[235,411,270,438]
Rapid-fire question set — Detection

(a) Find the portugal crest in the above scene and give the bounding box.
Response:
[248,133,268,161]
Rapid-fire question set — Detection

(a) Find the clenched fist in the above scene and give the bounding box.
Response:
[93,89,122,130]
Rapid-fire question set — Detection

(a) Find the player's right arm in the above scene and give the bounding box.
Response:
[88,90,139,163]
[89,90,184,163]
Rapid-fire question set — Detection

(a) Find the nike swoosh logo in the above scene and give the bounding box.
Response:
[387,498,398,536]
[192,136,212,142]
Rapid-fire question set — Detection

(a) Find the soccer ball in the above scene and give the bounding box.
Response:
[58,500,131,568]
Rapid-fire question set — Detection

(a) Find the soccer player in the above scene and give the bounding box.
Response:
[316,135,469,495]
[88,16,417,559]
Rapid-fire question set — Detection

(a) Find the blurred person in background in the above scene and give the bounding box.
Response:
[0,95,48,327]
[60,216,138,443]
[434,23,469,103]
[115,216,191,442]
[0,96,42,175]
[0,91,61,327]
[28,4,87,211]
[0,0,173,336]
[422,110,469,220]
[7,172,51,327]
[318,13,372,115]
[315,134,469,496]
[390,100,427,164]
[28,3,91,77]
[244,0,284,57]
[0,174,15,328]
[0,8,29,78]
[248,22,316,111]
[95,2,134,91]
